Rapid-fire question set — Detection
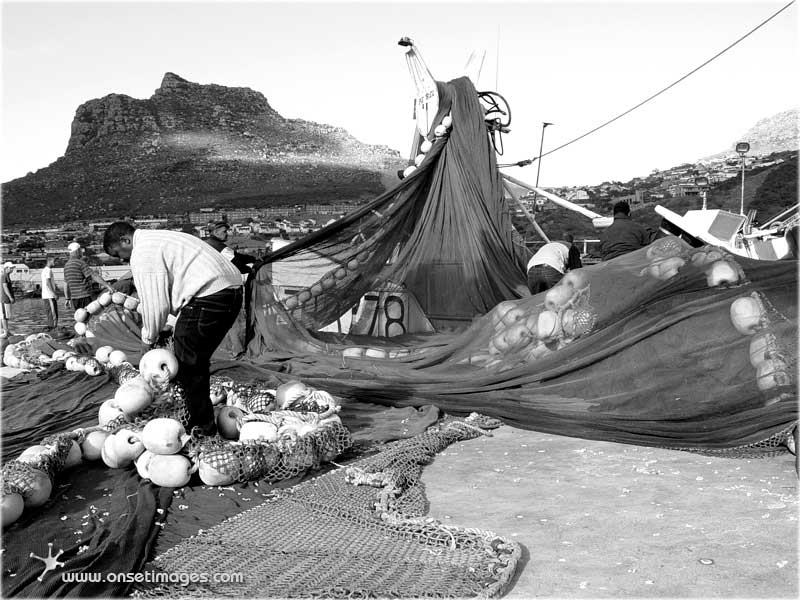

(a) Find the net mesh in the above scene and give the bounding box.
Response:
[132,414,521,599]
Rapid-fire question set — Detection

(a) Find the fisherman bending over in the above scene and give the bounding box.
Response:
[103,221,244,437]
[526,241,571,294]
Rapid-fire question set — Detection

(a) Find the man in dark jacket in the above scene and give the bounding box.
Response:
[599,202,656,261]
[204,221,259,274]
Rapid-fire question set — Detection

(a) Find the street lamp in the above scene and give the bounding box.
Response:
[694,175,709,210]
[533,122,553,208]
[735,141,750,216]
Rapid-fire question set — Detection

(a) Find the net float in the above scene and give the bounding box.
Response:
[434,124,447,137]
[561,270,588,292]
[64,441,83,468]
[706,260,740,287]
[138,348,179,387]
[95,345,114,364]
[141,418,190,455]
[402,165,417,178]
[123,296,139,311]
[51,349,69,361]
[81,430,109,460]
[114,378,155,416]
[74,322,87,336]
[198,459,236,486]
[537,310,561,341]
[135,450,155,480]
[346,259,360,271]
[85,300,102,315]
[544,284,572,312]
[84,358,104,376]
[98,398,128,427]
[146,454,193,488]
[111,428,146,463]
[275,380,311,409]
[98,291,113,306]
[297,290,312,304]
[108,350,128,366]
[730,296,764,335]
[756,358,790,392]
[284,295,298,310]
[310,283,324,297]
[101,434,131,468]
[414,153,425,166]
[64,356,80,371]
[215,406,245,440]
[23,469,52,508]
[334,268,348,280]
[1,492,25,527]
[749,332,777,368]
[321,275,336,289]
[111,292,126,305]
[239,421,279,443]
[420,139,433,153]
[73,308,89,323]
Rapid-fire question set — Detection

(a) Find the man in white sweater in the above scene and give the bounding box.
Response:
[103,221,244,436]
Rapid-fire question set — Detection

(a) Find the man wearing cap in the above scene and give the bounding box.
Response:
[103,221,244,436]
[63,242,114,309]
[204,221,259,274]
[1,262,15,337]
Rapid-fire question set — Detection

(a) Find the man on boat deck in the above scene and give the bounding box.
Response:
[63,242,114,309]
[204,220,259,275]
[599,201,656,261]
[103,221,243,436]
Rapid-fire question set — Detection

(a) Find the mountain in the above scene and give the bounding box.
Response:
[1,73,406,226]
[701,108,798,161]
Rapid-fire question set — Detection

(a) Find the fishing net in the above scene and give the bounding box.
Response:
[237,72,796,457]
[246,75,529,354]
[132,414,521,599]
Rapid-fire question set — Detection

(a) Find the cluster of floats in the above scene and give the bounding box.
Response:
[1,324,350,527]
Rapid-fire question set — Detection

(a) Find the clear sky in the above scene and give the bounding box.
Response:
[1,0,797,188]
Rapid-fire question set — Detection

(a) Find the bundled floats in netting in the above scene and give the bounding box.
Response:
[132,414,522,599]
[1,347,353,527]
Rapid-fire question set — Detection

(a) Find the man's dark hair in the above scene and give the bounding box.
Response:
[103,221,136,254]
[563,232,574,244]
[612,201,631,216]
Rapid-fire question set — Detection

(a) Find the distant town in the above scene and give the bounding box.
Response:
[0,151,786,275]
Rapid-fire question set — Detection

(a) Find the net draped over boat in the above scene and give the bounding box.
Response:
[239,78,796,455]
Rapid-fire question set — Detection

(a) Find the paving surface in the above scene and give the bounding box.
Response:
[422,426,798,599]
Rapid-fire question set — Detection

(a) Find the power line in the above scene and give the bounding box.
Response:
[504,0,795,168]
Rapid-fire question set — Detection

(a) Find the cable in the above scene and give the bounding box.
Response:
[508,1,795,167]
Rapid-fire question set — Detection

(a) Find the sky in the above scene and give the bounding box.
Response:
[1,0,797,189]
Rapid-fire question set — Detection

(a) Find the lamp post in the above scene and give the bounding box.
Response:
[735,141,750,216]
[532,122,553,209]
[694,175,709,210]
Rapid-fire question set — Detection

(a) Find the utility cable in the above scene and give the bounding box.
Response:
[501,0,796,168]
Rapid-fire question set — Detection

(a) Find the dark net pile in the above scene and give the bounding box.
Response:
[132,414,521,599]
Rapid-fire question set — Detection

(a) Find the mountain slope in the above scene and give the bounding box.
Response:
[1,73,405,226]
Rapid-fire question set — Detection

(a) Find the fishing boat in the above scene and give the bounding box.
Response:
[655,202,798,260]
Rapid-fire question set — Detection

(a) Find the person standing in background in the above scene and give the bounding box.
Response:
[41,256,58,331]
[1,262,15,337]
[599,201,656,261]
[563,232,583,270]
[63,242,113,310]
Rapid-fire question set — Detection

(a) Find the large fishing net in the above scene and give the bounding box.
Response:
[132,414,521,599]
[239,74,797,457]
